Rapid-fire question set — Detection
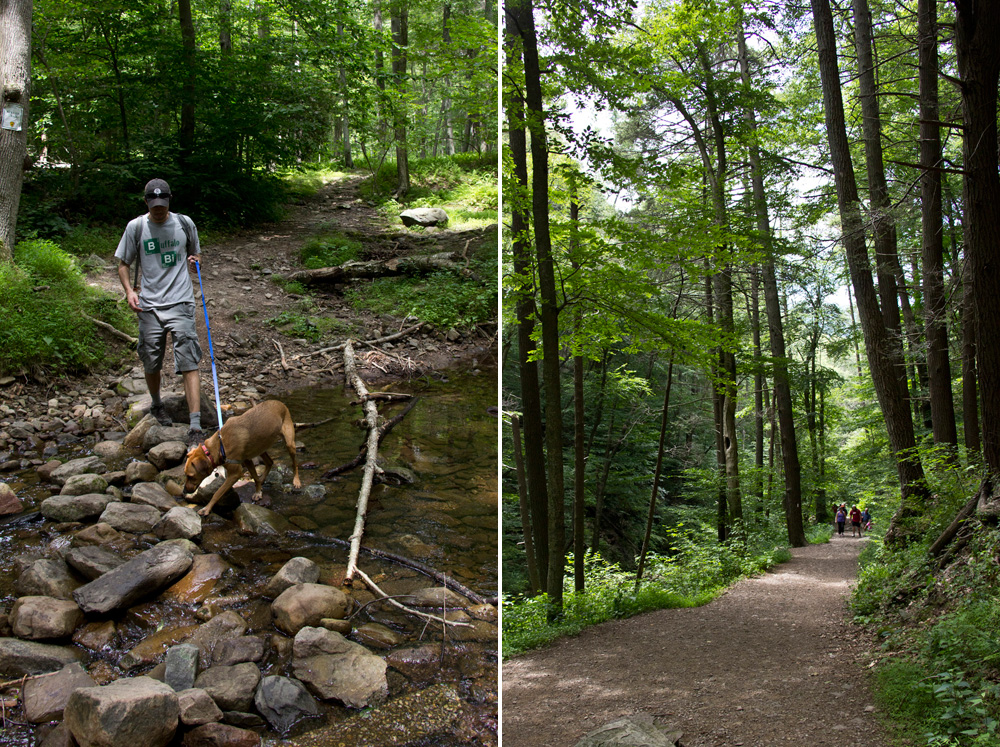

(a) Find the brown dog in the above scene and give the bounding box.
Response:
[183,399,302,516]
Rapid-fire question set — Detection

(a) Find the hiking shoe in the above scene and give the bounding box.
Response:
[187,428,207,446]
[150,402,171,426]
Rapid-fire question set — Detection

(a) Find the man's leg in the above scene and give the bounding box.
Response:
[183,369,201,428]
[138,311,171,425]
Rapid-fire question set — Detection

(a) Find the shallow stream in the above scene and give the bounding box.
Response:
[0,370,498,745]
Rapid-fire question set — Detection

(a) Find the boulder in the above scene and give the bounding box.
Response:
[253,675,319,734]
[131,482,178,512]
[60,473,109,496]
[193,662,261,712]
[165,643,201,692]
[272,583,348,635]
[291,627,387,708]
[0,638,84,677]
[36,459,63,483]
[123,414,157,449]
[385,644,445,682]
[409,586,469,608]
[143,425,190,452]
[72,621,117,651]
[211,637,265,667]
[40,493,116,523]
[99,502,162,533]
[22,662,97,722]
[50,456,104,486]
[163,554,229,604]
[72,522,127,549]
[573,717,683,747]
[93,441,126,460]
[233,504,290,535]
[182,611,248,669]
[147,441,188,471]
[353,622,404,649]
[400,207,449,227]
[119,625,199,671]
[73,541,194,614]
[125,460,159,485]
[177,687,223,726]
[15,558,80,600]
[180,723,260,747]
[154,506,202,540]
[0,481,22,515]
[10,596,83,640]
[262,557,319,599]
[65,546,126,580]
[64,676,179,747]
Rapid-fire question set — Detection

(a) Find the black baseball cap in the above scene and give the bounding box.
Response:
[144,178,171,207]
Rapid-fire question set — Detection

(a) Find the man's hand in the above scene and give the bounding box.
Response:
[188,255,200,269]
[126,289,143,312]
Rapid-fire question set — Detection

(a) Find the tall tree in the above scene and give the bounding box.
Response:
[811,0,928,527]
[737,21,805,546]
[178,0,197,164]
[954,0,1000,478]
[0,0,32,259]
[391,0,411,197]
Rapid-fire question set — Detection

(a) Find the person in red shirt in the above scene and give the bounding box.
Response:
[850,506,863,537]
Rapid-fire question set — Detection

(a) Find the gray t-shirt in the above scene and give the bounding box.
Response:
[115,213,200,309]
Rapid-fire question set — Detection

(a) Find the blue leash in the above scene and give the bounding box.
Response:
[194,259,225,435]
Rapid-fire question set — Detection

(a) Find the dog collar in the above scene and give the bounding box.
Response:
[200,442,216,467]
[200,435,226,467]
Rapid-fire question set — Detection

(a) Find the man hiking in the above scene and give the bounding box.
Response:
[115,178,205,444]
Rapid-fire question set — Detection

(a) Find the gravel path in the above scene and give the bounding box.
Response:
[502,535,890,747]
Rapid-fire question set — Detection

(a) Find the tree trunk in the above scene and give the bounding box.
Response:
[811,0,928,522]
[954,0,1000,477]
[917,0,958,451]
[504,4,548,589]
[962,258,980,454]
[571,191,585,593]
[178,0,197,165]
[750,266,765,509]
[737,24,805,545]
[510,415,540,594]
[391,0,410,197]
[0,0,32,259]
[511,0,565,613]
[635,356,674,586]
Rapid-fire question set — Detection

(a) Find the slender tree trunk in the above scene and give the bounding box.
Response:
[917,0,957,451]
[811,0,928,527]
[737,24,805,545]
[338,19,353,168]
[391,0,410,197]
[962,259,980,455]
[636,356,675,586]
[178,0,197,165]
[504,4,548,589]
[571,192,585,593]
[954,0,1000,477]
[750,266,765,508]
[592,409,616,554]
[511,415,540,594]
[441,4,455,156]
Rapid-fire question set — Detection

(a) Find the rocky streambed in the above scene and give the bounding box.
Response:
[0,369,498,747]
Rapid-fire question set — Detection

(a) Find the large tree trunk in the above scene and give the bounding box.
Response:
[504,5,548,589]
[962,258,980,454]
[954,0,1000,478]
[918,0,957,451]
[811,0,928,526]
[737,24,805,545]
[0,0,32,259]
[511,0,565,612]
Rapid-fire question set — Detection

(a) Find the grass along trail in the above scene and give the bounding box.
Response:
[502,535,889,746]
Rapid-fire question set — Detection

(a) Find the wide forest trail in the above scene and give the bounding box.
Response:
[502,535,890,747]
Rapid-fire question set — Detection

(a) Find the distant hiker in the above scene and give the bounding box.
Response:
[850,505,863,537]
[862,507,872,532]
[115,178,205,445]
[835,505,847,536]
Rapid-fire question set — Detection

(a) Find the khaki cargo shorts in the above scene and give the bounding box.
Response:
[137,302,202,375]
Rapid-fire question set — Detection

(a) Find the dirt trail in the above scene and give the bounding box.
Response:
[502,535,890,747]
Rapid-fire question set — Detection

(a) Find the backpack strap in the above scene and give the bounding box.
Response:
[131,217,143,292]
[175,213,196,255]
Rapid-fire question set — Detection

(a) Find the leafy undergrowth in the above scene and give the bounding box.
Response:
[853,458,1000,747]
[0,239,135,376]
[501,520,824,660]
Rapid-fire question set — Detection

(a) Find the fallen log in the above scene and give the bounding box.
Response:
[322,397,419,479]
[282,253,467,285]
[343,340,382,583]
[82,313,137,345]
[929,492,981,558]
[296,323,423,361]
[285,530,489,606]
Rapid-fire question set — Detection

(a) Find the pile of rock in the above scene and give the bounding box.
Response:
[0,412,498,745]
